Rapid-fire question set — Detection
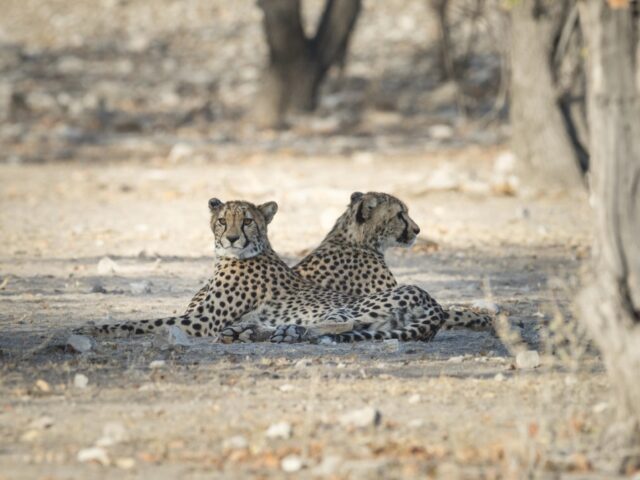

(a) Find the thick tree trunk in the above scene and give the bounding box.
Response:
[579,0,640,444]
[253,0,361,127]
[510,0,586,188]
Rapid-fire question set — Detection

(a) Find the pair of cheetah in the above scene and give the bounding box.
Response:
[85,192,494,343]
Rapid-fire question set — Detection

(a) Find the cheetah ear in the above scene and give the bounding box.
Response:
[258,201,278,224]
[355,195,378,224]
[208,198,224,213]
[350,191,364,204]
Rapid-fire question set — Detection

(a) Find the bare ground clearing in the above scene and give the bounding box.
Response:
[0,152,624,479]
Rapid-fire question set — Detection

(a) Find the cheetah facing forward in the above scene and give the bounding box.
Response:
[84,199,448,343]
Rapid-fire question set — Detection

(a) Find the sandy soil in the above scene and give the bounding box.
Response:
[0,1,628,478]
[0,150,625,479]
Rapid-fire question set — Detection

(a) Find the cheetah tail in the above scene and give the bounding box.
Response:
[75,314,191,337]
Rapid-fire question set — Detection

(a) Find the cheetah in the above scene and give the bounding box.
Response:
[296,191,497,335]
[82,199,449,343]
[185,191,495,336]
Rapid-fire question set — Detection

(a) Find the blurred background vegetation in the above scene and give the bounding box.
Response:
[0,0,588,190]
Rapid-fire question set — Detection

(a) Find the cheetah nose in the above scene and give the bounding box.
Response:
[413,226,420,235]
[227,235,240,244]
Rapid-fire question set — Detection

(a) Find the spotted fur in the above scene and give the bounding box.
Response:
[81,199,448,343]
[292,191,496,335]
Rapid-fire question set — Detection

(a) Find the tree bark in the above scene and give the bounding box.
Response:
[579,0,640,442]
[253,0,361,127]
[510,0,587,189]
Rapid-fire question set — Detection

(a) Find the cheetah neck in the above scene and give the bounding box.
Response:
[322,212,383,254]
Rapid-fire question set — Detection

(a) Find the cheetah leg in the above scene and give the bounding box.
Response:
[317,288,448,344]
[270,313,355,344]
[441,306,497,335]
[219,322,275,343]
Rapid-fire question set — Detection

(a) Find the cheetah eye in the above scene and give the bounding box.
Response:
[218,218,226,226]
[243,218,253,226]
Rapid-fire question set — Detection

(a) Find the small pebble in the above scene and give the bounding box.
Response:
[96,422,128,447]
[129,280,152,295]
[35,379,51,393]
[66,334,93,353]
[97,257,119,275]
[494,373,505,382]
[77,447,110,466]
[224,435,248,450]
[447,356,464,364]
[73,373,89,389]
[515,350,540,369]
[279,384,295,392]
[266,421,292,439]
[408,394,421,404]
[338,407,381,428]
[149,360,166,369]
[281,454,303,473]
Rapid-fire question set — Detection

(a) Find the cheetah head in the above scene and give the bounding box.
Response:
[208,198,278,259]
[339,192,420,251]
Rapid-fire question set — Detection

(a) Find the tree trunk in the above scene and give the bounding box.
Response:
[579,0,640,446]
[510,0,587,189]
[253,0,361,127]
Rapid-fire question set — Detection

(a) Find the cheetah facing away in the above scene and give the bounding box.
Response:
[83,199,449,343]
[293,191,497,336]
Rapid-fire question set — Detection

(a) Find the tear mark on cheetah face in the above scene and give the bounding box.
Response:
[208,198,278,260]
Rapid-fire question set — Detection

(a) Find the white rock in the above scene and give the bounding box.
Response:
[592,402,609,414]
[129,281,152,295]
[164,325,192,346]
[515,350,540,369]
[66,334,93,353]
[281,454,303,473]
[428,124,454,140]
[97,257,119,275]
[77,447,110,466]
[73,373,89,389]
[408,394,421,404]
[338,407,381,428]
[494,373,505,382]
[224,435,248,450]
[266,421,292,439]
[96,422,128,447]
[149,360,166,369]
[279,384,295,392]
[168,142,194,162]
[447,356,464,364]
[494,151,517,174]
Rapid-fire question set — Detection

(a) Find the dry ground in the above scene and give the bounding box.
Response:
[0,151,626,479]
[0,1,630,478]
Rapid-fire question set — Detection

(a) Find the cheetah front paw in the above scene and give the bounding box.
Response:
[270,324,309,344]
[219,324,260,344]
